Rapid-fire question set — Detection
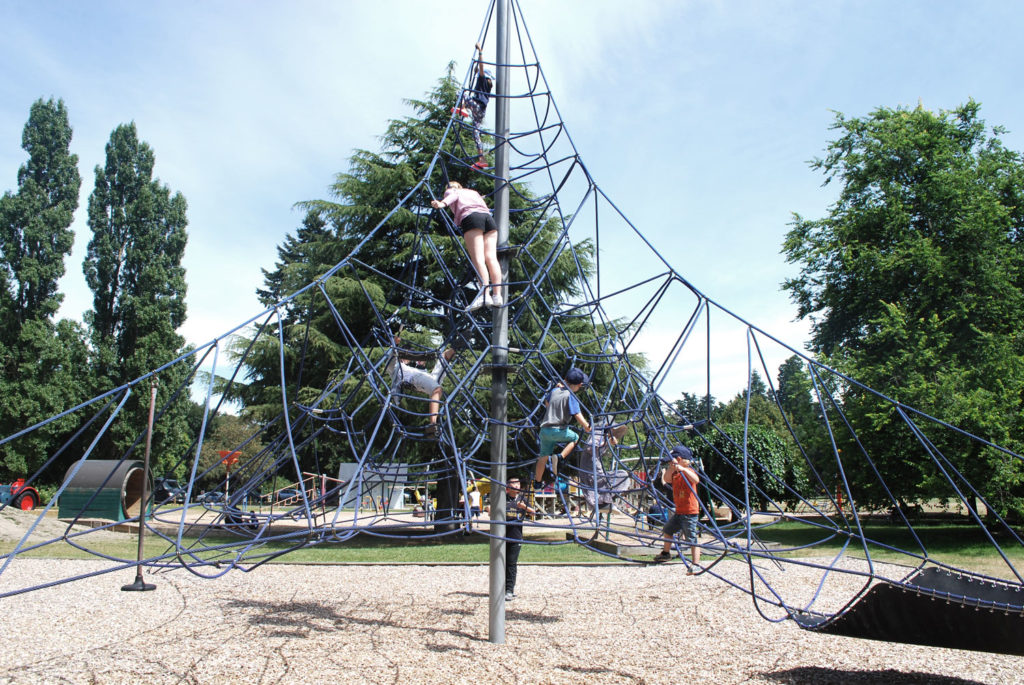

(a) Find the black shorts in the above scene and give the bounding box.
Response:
[459,211,497,234]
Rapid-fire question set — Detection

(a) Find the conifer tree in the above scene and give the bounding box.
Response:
[84,122,193,467]
[0,98,87,477]
[0,98,81,328]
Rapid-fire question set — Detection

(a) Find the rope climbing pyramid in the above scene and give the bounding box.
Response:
[1,0,1022,655]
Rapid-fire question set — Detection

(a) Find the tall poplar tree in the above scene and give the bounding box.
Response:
[0,98,88,477]
[0,98,81,327]
[84,122,192,466]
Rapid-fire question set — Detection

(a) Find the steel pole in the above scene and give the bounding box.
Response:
[122,379,158,592]
[488,0,512,644]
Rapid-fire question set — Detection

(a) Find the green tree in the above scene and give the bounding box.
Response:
[0,98,88,478]
[775,357,813,421]
[674,392,722,423]
[0,99,81,326]
[719,372,780,427]
[782,101,1024,516]
[84,122,193,472]
[701,423,808,511]
[774,357,824,454]
[709,370,811,505]
[193,413,268,492]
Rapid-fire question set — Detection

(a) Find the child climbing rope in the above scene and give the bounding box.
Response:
[574,418,630,516]
[653,445,702,572]
[386,338,457,438]
[453,42,494,169]
[532,368,590,491]
[431,181,503,311]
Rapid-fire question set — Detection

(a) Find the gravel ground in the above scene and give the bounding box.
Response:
[0,558,1019,684]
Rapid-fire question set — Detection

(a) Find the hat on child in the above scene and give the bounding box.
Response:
[484,69,495,82]
[565,367,587,385]
[669,445,693,461]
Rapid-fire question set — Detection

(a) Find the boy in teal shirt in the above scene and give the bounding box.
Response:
[532,368,591,490]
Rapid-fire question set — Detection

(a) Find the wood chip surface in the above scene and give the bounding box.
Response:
[0,558,1018,684]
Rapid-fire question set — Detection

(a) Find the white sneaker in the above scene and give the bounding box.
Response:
[489,291,504,308]
[467,290,487,311]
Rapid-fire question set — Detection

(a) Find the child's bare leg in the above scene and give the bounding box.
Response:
[559,441,577,460]
[428,388,442,424]
[533,456,548,484]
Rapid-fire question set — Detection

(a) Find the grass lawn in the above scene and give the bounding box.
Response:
[751,517,1024,579]
[4,517,1022,579]
[0,531,621,565]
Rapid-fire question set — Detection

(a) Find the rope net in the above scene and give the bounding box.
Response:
[1,0,1022,654]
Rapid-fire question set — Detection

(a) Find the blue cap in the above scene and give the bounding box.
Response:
[565,367,587,385]
[669,445,693,461]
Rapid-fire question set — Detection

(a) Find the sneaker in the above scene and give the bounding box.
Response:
[471,160,489,170]
[483,291,495,308]
[653,551,672,563]
[424,424,438,438]
[489,291,504,308]
[504,591,514,601]
[466,290,487,311]
[532,480,545,492]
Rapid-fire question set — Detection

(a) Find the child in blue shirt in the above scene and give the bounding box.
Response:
[532,368,590,490]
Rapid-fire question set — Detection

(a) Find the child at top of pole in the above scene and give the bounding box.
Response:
[431,181,504,311]
[532,368,591,491]
[453,42,494,170]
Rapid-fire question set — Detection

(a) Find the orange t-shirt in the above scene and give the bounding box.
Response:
[671,467,700,515]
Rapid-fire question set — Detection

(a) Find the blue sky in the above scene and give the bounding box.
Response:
[2,1,1023,403]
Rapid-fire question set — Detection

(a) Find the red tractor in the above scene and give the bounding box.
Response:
[1,479,40,511]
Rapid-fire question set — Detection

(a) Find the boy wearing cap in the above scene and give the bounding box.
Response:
[532,368,591,491]
[504,477,539,601]
[653,445,702,572]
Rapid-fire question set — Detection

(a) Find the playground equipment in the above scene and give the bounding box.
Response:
[0,0,1022,657]
[56,460,149,522]
[0,479,39,511]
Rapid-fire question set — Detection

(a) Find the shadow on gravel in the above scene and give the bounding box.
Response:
[439,606,475,616]
[556,662,642,681]
[224,598,347,638]
[226,597,488,642]
[506,610,560,623]
[765,667,986,685]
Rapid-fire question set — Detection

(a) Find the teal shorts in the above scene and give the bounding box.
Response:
[539,426,580,458]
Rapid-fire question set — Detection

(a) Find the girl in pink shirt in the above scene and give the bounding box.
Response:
[431,181,504,311]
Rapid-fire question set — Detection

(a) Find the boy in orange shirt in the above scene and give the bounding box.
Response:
[653,445,701,572]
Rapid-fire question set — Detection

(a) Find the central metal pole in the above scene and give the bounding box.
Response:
[488,0,512,644]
